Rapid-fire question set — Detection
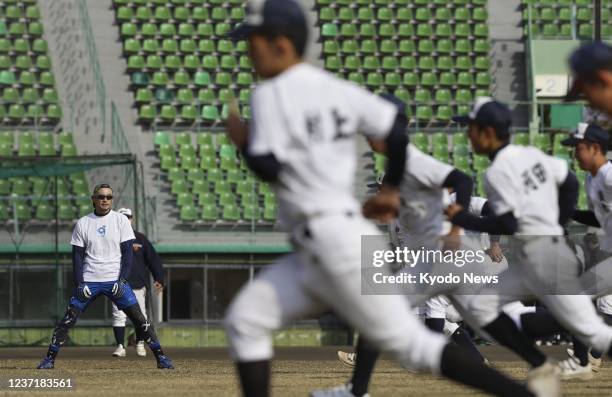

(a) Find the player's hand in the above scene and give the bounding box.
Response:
[444,203,464,220]
[76,283,91,302]
[363,186,400,223]
[486,242,504,263]
[112,279,128,299]
[225,96,248,150]
[153,281,163,295]
[442,225,462,251]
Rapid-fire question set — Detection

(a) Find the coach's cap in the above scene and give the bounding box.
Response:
[566,42,612,101]
[452,97,512,132]
[117,208,133,218]
[229,0,306,39]
[561,122,609,150]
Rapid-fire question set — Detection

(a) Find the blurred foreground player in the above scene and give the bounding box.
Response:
[37,184,173,369]
[111,208,165,358]
[223,1,537,396]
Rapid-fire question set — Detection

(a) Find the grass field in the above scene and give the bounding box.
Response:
[0,346,610,396]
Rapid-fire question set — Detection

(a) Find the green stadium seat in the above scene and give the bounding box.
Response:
[201,204,219,222]
[473,155,490,171]
[179,205,197,222]
[513,132,529,146]
[60,143,76,156]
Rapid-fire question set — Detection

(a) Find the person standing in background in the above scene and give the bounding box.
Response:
[111,208,165,358]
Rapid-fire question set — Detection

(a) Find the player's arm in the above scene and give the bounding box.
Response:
[72,245,85,286]
[70,221,85,286]
[362,95,408,221]
[119,239,135,281]
[227,90,282,182]
[572,210,601,227]
[442,170,473,237]
[558,170,579,226]
[143,236,165,287]
[447,207,517,235]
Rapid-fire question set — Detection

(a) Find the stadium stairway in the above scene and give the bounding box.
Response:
[38,0,102,150]
[488,0,529,126]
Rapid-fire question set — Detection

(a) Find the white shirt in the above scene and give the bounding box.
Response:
[248,63,397,230]
[71,210,136,282]
[484,145,568,235]
[586,161,612,252]
[446,192,491,248]
[396,144,454,239]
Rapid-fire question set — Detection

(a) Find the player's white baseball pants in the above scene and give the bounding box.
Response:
[112,287,147,327]
[224,213,448,373]
[467,236,612,353]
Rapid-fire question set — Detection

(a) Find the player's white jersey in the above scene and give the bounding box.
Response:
[447,192,487,216]
[484,145,568,235]
[70,210,135,282]
[444,193,488,240]
[396,144,453,239]
[586,161,612,252]
[248,63,397,230]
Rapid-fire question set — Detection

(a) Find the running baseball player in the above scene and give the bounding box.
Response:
[445,98,612,383]
[36,184,173,370]
[556,123,612,378]
[111,208,165,358]
[223,2,536,397]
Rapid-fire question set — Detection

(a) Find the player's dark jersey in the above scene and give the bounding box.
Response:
[128,231,164,289]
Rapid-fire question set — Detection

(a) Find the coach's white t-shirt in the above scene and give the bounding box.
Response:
[485,145,567,235]
[71,210,135,282]
[247,62,397,230]
[586,161,612,252]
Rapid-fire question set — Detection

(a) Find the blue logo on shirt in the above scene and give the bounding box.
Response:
[96,226,107,236]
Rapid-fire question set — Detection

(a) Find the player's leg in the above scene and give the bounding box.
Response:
[457,271,549,369]
[224,254,326,397]
[37,283,101,368]
[109,282,173,369]
[111,301,127,356]
[305,215,534,397]
[521,239,612,355]
[132,287,148,356]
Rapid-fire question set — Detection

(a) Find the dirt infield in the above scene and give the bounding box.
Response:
[0,346,610,396]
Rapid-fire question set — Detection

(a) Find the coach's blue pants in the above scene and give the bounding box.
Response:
[69,281,138,312]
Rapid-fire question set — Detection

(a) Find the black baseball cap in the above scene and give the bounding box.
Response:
[565,42,612,102]
[561,122,609,151]
[229,0,307,40]
[452,97,512,133]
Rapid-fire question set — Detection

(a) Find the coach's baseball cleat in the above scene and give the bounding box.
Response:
[527,361,561,397]
[156,354,174,369]
[112,344,126,357]
[310,383,369,397]
[36,357,55,369]
[567,348,602,372]
[136,341,146,357]
[337,351,356,368]
[558,357,593,380]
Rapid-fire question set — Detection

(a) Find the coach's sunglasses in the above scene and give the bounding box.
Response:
[94,195,113,201]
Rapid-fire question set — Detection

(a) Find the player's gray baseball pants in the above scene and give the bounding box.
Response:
[466,236,612,353]
[224,212,447,373]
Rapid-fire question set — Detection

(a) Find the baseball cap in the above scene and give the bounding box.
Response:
[229,0,307,40]
[561,122,609,151]
[452,97,512,132]
[117,208,133,218]
[565,41,612,102]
